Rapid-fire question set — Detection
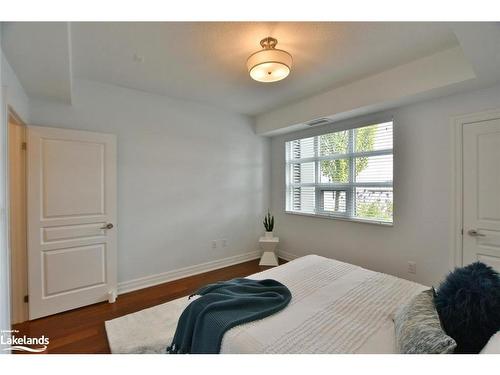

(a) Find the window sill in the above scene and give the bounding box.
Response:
[284,210,394,227]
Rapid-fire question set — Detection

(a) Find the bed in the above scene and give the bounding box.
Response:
[105,255,427,354]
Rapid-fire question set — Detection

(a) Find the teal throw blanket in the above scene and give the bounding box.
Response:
[166,278,291,354]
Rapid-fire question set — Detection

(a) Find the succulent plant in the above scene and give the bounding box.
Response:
[263,210,274,232]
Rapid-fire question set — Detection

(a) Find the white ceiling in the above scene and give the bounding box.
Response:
[70,22,459,115]
[2,22,499,120]
[1,22,72,103]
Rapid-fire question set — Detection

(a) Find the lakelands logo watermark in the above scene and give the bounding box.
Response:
[1,329,49,353]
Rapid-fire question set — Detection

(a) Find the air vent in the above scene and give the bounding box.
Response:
[305,118,330,127]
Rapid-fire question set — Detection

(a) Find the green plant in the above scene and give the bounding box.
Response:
[263,210,274,232]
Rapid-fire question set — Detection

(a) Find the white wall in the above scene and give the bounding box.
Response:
[270,83,500,287]
[29,79,270,284]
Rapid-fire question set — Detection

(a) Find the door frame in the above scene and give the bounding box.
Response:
[7,108,28,324]
[451,108,500,270]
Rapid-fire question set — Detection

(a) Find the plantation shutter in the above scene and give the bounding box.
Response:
[285,121,393,224]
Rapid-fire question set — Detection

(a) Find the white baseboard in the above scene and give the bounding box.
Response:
[117,251,261,295]
[279,250,300,262]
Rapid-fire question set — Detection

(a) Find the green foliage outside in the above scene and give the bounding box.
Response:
[356,199,393,221]
[319,126,376,183]
[319,125,391,220]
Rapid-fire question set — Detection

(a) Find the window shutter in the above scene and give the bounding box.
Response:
[285,121,393,224]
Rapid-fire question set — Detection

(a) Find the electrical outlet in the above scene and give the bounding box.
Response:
[221,239,227,248]
[407,261,416,274]
[211,240,217,249]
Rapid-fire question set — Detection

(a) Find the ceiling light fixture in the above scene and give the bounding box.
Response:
[247,37,292,83]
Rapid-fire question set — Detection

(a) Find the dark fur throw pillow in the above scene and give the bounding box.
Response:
[435,262,500,353]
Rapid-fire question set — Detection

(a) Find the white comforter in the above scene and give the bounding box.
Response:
[106,255,427,354]
[220,255,427,354]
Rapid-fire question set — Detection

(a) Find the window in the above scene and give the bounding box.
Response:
[285,121,393,224]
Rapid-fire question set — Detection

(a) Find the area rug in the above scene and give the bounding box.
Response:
[105,296,194,354]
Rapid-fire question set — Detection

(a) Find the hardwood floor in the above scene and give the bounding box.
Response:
[12,258,284,354]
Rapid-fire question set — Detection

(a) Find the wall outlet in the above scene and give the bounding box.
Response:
[211,240,217,249]
[221,239,227,248]
[407,261,416,274]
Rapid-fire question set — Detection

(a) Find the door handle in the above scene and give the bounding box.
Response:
[468,229,485,237]
[100,223,114,230]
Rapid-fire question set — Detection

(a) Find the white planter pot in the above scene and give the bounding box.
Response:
[264,231,274,239]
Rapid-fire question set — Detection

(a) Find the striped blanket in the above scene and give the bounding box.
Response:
[220,255,427,353]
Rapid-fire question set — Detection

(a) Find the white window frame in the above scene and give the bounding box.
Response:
[285,120,394,226]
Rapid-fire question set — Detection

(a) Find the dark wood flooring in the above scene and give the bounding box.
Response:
[12,258,283,354]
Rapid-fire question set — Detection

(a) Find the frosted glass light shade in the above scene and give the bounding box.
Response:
[247,48,292,83]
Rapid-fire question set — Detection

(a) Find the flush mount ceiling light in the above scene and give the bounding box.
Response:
[247,37,292,83]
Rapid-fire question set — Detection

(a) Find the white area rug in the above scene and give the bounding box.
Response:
[105,296,194,354]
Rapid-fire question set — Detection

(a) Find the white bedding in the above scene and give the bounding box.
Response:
[105,255,427,354]
[221,255,427,353]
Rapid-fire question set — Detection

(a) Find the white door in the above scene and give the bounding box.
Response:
[463,117,500,272]
[27,126,117,319]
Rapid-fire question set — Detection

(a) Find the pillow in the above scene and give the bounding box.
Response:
[434,262,500,353]
[480,331,500,354]
[394,289,456,354]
